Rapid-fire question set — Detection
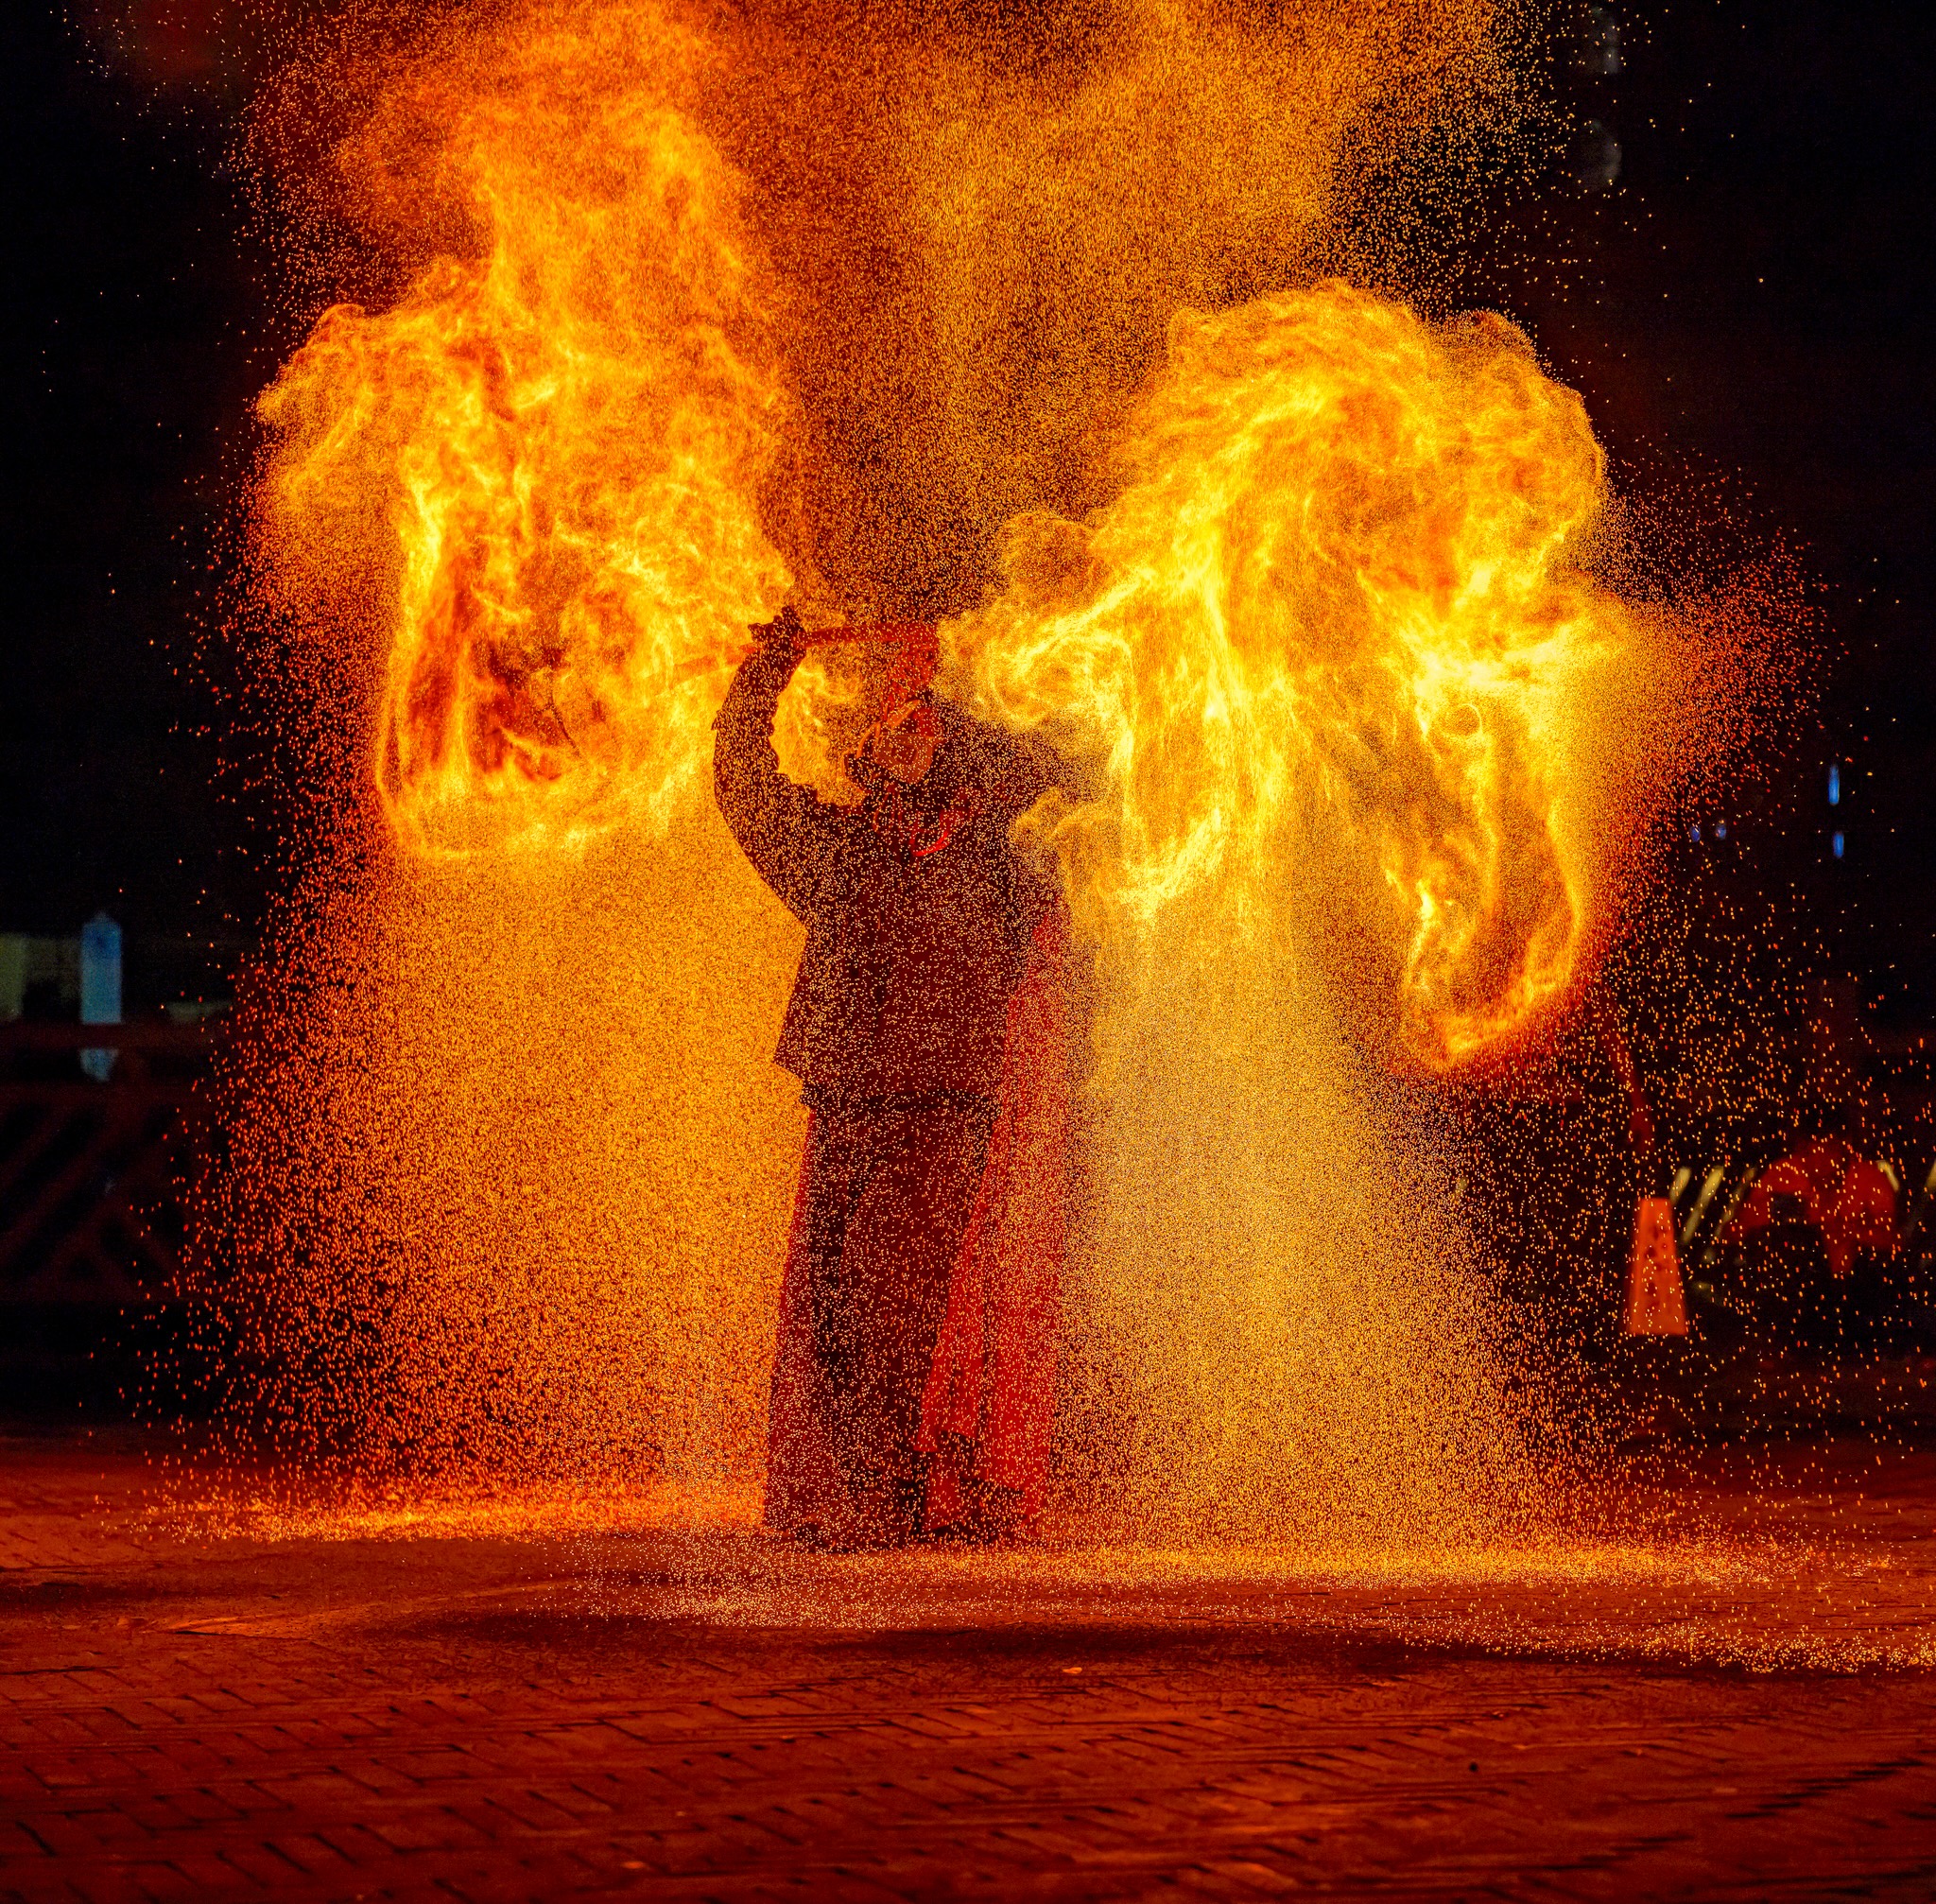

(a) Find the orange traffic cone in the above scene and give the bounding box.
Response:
[1623,1195,1688,1337]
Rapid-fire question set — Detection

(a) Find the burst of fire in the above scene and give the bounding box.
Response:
[256,8,1649,1069]
[948,284,1636,1069]
[255,5,792,857]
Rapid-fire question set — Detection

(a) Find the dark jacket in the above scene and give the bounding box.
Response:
[713,641,1055,1101]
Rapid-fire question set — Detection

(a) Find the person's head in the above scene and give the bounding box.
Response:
[863,695,944,786]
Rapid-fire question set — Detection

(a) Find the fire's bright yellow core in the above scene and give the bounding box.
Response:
[950,285,1633,1071]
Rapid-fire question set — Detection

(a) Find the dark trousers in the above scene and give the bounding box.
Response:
[799,1097,994,1484]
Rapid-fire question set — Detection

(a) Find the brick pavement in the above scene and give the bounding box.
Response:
[4,1431,1935,1902]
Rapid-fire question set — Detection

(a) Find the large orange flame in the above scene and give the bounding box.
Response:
[948,284,1637,1069]
[256,5,792,856]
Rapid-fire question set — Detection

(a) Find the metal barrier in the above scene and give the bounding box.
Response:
[0,1020,222,1307]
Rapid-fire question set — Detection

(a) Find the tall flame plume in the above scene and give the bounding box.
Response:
[257,4,792,857]
[949,284,1637,1070]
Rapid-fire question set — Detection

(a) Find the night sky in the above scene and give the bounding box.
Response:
[7,2,1932,1017]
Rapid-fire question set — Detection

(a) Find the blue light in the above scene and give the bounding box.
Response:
[1688,822,1702,843]
[1715,821,1728,839]
[79,913,122,1085]
[1828,762,1841,806]
[1832,830,1844,859]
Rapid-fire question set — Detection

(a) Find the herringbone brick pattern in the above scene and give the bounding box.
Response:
[4,1433,1934,1902]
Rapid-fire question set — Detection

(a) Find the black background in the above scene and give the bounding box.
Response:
[6,2,1931,1019]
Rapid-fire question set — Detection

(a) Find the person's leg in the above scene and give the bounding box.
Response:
[803,1113,873,1389]
[780,1112,877,1541]
[830,1104,994,1498]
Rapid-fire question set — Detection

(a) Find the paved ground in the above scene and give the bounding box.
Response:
[4,1431,1936,1902]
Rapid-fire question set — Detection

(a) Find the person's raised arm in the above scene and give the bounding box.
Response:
[713,606,843,920]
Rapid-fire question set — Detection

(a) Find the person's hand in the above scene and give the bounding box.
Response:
[751,604,806,655]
